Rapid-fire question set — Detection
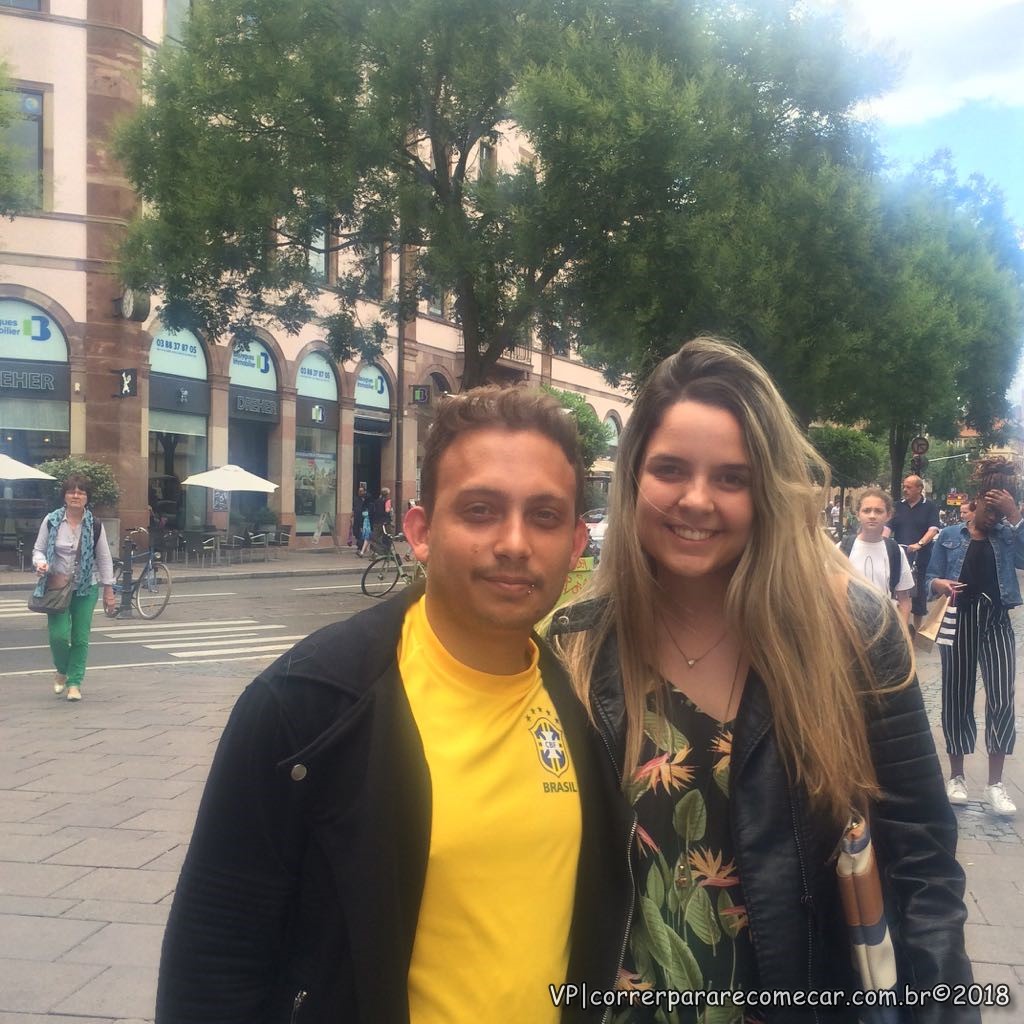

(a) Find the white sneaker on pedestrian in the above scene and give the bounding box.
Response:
[985,782,1017,817]
[66,686,82,702]
[946,776,969,806]
[53,673,67,695]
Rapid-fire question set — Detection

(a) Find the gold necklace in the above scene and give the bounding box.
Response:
[660,614,730,669]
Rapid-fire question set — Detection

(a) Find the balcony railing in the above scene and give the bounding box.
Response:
[455,336,534,364]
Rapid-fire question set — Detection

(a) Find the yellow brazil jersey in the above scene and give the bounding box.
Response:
[398,596,582,1024]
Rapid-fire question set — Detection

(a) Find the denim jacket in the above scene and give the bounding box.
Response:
[926,520,1024,608]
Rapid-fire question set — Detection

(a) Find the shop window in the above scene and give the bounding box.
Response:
[3,88,45,209]
[0,1,44,10]
[149,414,208,530]
[295,426,338,535]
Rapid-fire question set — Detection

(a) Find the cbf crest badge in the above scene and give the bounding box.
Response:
[526,708,569,777]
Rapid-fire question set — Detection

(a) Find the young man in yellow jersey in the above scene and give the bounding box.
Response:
[157,386,637,1024]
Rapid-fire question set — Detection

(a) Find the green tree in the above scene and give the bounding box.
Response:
[542,384,612,471]
[809,425,884,517]
[116,0,882,388]
[0,59,35,218]
[36,457,121,508]
[833,170,1024,496]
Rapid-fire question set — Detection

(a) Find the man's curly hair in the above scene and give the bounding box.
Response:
[971,454,1018,501]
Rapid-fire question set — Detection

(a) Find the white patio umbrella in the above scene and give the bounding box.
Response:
[0,453,56,482]
[180,464,278,494]
[180,465,278,534]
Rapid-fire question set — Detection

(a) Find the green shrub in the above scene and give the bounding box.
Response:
[36,457,120,508]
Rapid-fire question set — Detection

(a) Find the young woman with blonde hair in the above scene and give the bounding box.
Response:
[553,337,974,1020]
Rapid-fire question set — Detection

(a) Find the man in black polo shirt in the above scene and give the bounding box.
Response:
[889,474,941,629]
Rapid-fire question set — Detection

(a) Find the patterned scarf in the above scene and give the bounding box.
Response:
[31,506,96,599]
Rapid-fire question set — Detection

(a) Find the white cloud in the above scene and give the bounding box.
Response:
[805,0,1024,125]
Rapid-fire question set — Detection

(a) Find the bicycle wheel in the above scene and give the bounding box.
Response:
[134,561,172,618]
[362,555,401,598]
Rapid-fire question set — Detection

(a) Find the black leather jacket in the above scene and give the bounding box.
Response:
[157,586,636,1024]
[549,592,976,1023]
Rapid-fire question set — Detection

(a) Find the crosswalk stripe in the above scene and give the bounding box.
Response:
[171,642,299,658]
[1,653,286,676]
[101,622,268,637]
[144,633,306,651]
[101,618,258,633]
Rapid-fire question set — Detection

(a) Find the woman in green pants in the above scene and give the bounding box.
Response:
[31,474,117,701]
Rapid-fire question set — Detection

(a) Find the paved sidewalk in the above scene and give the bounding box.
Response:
[1,621,1023,1020]
[0,543,371,593]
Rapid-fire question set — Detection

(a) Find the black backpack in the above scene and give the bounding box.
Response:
[840,533,903,597]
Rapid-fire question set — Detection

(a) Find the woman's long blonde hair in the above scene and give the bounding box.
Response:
[559,336,910,823]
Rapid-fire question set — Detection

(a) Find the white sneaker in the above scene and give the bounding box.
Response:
[53,673,67,695]
[65,686,82,702]
[946,776,969,805]
[985,782,1017,817]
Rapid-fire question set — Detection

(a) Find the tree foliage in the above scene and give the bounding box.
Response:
[808,426,883,489]
[542,384,612,471]
[117,0,885,388]
[36,457,121,508]
[834,164,1024,495]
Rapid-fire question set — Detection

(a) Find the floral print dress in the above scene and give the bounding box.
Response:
[613,686,759,1024]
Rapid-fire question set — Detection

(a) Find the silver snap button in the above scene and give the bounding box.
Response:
[555,615,569,627]
[290,764,307,781]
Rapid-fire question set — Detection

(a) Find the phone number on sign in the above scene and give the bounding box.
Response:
[549,983,1011,1011]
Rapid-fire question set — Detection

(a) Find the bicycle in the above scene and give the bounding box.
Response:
[360,530,426,598]
[106,527,173,618]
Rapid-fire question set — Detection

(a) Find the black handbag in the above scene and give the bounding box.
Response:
[27,527,84,615]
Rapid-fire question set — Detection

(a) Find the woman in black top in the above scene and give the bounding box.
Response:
[556,337,974,1021]
[928,456,1024,817]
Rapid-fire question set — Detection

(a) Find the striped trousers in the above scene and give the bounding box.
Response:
[939,597,1016,756]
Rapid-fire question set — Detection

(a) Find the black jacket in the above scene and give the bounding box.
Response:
[549,591,977,1023]
[156,586,635,1024]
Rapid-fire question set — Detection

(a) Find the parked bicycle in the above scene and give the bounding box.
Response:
[106,527,172,618]
[360,530,425,598]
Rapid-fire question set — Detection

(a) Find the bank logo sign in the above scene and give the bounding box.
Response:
[355,365,390,410]
[230,339,278,391]
[0,300,69,363]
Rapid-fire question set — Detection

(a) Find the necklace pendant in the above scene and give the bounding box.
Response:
[686,658,697,668]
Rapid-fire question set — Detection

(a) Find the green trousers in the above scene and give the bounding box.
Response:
[47,584,98,687]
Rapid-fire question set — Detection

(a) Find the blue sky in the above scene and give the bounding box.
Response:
[807,0,1024,226]
[806,0,1024,395]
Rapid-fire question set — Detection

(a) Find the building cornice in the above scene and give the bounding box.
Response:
[0,9,159,50]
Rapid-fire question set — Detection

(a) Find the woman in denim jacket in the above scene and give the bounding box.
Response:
[927,456,1024,816]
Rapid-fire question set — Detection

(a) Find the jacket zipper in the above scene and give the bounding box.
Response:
[594,709,637,1024]
[789,800,819,1024]
[289,989,307,1024]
